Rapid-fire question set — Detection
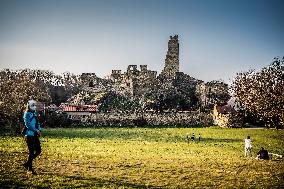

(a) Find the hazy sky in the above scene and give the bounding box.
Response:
[0,0,283,82]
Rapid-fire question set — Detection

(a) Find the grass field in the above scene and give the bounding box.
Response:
[0,127,283,188]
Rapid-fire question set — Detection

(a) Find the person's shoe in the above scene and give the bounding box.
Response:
[27,168,37,175]
[31,169,37,175]
[27,170,33,175]
[22,163,28,170]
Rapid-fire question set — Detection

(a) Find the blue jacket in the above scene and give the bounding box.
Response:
[23,111,42,137]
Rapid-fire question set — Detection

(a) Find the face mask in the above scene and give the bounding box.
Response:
[28,100,37,111]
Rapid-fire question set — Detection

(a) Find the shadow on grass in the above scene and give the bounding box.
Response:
[52,173,163,188]
[0,149,163,188]
[201,138,242,143]
[0,173,164,189]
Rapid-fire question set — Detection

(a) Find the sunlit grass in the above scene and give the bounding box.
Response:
[0,127,283,188]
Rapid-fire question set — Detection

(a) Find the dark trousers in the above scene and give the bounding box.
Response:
[26,136,41,170]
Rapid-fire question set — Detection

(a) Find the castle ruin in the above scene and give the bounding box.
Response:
[159,35,179,80]
[79,35,229,111]
[109,64,157,97]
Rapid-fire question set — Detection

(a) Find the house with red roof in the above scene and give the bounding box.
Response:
[61,104,97,121]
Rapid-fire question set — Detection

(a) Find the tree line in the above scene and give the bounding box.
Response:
[0,57,283,134]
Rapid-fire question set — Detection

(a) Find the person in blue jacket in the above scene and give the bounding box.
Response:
[22,100,43,175]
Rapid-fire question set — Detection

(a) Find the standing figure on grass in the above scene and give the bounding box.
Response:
[244,136,252,157]
[191,133,195,141]
[22,100,43,175]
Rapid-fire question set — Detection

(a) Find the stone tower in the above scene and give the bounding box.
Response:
[160,35,179,79]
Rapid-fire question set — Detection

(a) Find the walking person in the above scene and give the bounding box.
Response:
[244,136,252,157]
[22,100,43,175]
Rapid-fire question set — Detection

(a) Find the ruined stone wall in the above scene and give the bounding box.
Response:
[109,64,158,97]
[196,82,207,107]
[132,67,158,97]
[206,81,228,95]
[83,112,213,126]
[111,70,123,82]
[80,73,97,86]
[160,35,179,80]
[78,35,229,113]
[109,69,131,96]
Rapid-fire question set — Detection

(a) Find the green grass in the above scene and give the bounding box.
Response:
[0,127,283,188]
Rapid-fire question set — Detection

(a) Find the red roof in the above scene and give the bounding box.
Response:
[63,105,96,112]
[216,105,237,114]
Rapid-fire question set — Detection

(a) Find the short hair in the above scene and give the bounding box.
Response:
[247,136,250,139]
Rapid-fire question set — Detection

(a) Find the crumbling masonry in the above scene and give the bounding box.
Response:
[80,35,229,110]
[160,35,179,80]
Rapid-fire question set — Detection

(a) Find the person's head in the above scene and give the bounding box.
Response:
[261,147,264,150]
[247,136,250,139]
[27,100,37,112]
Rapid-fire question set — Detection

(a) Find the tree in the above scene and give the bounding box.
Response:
[97,91,140,113]
[0,69,51,134]
[231,57,284,128]
[49,86,69,106]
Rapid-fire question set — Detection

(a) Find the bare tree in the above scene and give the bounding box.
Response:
[0,69,51,134]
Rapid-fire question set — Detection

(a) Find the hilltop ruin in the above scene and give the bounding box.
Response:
[75,35,229,112]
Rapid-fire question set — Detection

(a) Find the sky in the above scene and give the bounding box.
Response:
[0,0,283,83]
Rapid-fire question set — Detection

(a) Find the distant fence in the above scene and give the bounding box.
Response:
[70,111,213,127]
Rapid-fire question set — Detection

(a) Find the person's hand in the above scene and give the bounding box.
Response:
[37,130,41,137]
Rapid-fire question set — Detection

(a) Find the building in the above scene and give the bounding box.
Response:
[213,103,243,128]
[159,35,179,80]
[77,35,229,111]
[61,104,97,121]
